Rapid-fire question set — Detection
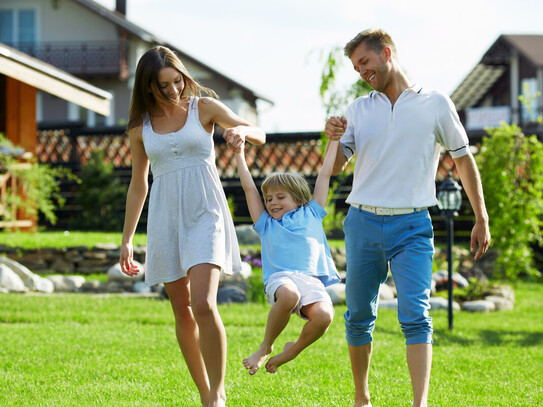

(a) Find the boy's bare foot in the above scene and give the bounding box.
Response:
[265,341,298,373]
[243,344,272,375]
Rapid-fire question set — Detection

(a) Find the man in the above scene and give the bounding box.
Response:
[325,29,490,407]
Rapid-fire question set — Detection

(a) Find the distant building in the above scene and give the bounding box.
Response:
[0,0,271,128]
[451,34,543,141]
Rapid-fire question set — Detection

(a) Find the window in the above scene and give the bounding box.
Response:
[520,78,539,124]
[0,8,36,48]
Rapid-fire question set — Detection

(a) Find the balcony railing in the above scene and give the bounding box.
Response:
[6,40,129,77]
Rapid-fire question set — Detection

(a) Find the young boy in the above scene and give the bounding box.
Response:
[229,136,341,375]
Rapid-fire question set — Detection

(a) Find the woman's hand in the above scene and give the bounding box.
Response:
[119,242,141,277]
[224,126,247,152]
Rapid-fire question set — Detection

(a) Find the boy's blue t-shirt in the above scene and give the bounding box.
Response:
[253,199,340,287]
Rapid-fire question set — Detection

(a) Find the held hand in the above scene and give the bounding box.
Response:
[470,221,491,261]
[224,126,246,153]
[119,242,141,277]
[325,116,347,141]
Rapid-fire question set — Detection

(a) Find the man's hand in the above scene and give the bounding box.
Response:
[471,221,491,260]
[325,116,347,140]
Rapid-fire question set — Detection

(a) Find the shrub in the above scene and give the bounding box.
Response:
[0,134,78,226]
[71,150,127,231]
[476,123,543,280]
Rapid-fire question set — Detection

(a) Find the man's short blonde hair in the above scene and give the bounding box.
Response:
[261,172,311,206]
[344,28,397,59]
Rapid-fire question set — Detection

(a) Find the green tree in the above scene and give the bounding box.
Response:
[0,134,78,226]
[318,47,373,236]
[476,123,543,280]
[72,150,127,231]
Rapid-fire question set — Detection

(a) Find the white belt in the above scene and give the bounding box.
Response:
[351,204,427,216]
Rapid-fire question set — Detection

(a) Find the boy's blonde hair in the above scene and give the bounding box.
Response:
[261,172,311,206]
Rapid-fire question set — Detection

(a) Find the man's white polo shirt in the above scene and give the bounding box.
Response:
[340,85,469,209]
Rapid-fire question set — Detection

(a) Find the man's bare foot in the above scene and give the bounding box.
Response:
[243,344,272,375]
[265,341,298,373]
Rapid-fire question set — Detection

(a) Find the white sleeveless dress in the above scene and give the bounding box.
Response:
[142,96,241,286]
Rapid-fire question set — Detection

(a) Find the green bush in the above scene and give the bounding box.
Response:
[71,150,127,231]
[0,134,78,225]
[476,123,543,280]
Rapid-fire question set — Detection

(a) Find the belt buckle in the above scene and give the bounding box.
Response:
[377,207,391,215]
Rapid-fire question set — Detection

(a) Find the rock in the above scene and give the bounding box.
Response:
[106,262,145,282]
[379,283,395,300]
[487,285,515,303]
[483,295,514,311]
[235,224,260,245]
[429,296,460,311]
[0,256,53,292]
[326,283,345,305]
[377,298,398,310]
[46,275,86,292]
[452,272,469,288]
[0,264,27,292]
[133,281,152,294]
[217,285,247,304]
[462,300,496,312]
[239,261,252,279]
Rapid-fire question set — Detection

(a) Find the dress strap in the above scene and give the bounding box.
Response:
[189,96,199,110]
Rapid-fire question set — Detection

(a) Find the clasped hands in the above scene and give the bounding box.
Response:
[223,126,246,153]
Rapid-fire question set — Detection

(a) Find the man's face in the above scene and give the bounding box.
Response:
[350,41,390,92]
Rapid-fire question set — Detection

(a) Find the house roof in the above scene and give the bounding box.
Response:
[73,0,273,105]
[0,43,112,116]
[451,34,543,111]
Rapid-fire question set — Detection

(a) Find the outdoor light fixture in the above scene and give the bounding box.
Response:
[437,173,462,330]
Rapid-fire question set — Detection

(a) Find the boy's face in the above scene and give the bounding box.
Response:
[265,187,299,220]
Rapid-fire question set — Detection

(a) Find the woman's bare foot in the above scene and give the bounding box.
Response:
[243,344,272,375]
[265,341,298,373]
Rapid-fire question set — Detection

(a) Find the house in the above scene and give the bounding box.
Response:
[0,0,271,128]
[0,42,111,229]
[450,34,543,140]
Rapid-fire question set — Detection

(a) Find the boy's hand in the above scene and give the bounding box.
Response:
[325,116,347,141]
[224,126,246,153]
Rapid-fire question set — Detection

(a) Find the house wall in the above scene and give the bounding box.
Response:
[2,0,262,128]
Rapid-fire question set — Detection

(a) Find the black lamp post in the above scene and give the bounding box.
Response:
[437,173,462,330]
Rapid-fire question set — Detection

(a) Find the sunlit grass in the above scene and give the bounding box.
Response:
[0,282,541,406]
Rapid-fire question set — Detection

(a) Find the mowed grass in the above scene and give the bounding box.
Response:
[1,282,542,406]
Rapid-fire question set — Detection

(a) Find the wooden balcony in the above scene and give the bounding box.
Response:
[6,40,129,79]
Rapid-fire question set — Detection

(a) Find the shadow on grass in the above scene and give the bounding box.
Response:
[435,329,543,347]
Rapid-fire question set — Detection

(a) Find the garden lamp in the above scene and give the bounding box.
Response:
[437,173,462,330]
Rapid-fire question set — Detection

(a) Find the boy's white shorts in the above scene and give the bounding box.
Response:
[265,271,332,319]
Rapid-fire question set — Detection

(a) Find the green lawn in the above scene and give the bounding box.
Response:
[1,282,542,406]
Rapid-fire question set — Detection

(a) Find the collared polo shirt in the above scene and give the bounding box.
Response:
[341,85,469,208]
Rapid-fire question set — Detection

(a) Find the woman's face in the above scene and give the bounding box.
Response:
[156,67,185,103]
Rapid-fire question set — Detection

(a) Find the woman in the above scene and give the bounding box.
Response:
[119,46,265,407]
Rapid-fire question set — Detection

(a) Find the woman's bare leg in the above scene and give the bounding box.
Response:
[189,263,226,407]
[164,277,210,406]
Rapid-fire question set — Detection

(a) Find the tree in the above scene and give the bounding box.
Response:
[0,134,78,227]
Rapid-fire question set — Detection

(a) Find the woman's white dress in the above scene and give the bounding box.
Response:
[142,96,241,285]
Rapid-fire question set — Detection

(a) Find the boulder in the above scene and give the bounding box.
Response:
[429,296,460,311]
[235,224,260,245]
[46,275,86,292]
[0,264,27,292]
[462,300,496,312]
[0,256,54,293]
[326,283,345,305]
[483,295,514,311]
[217,285,248,304]
[106,261,145,282]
